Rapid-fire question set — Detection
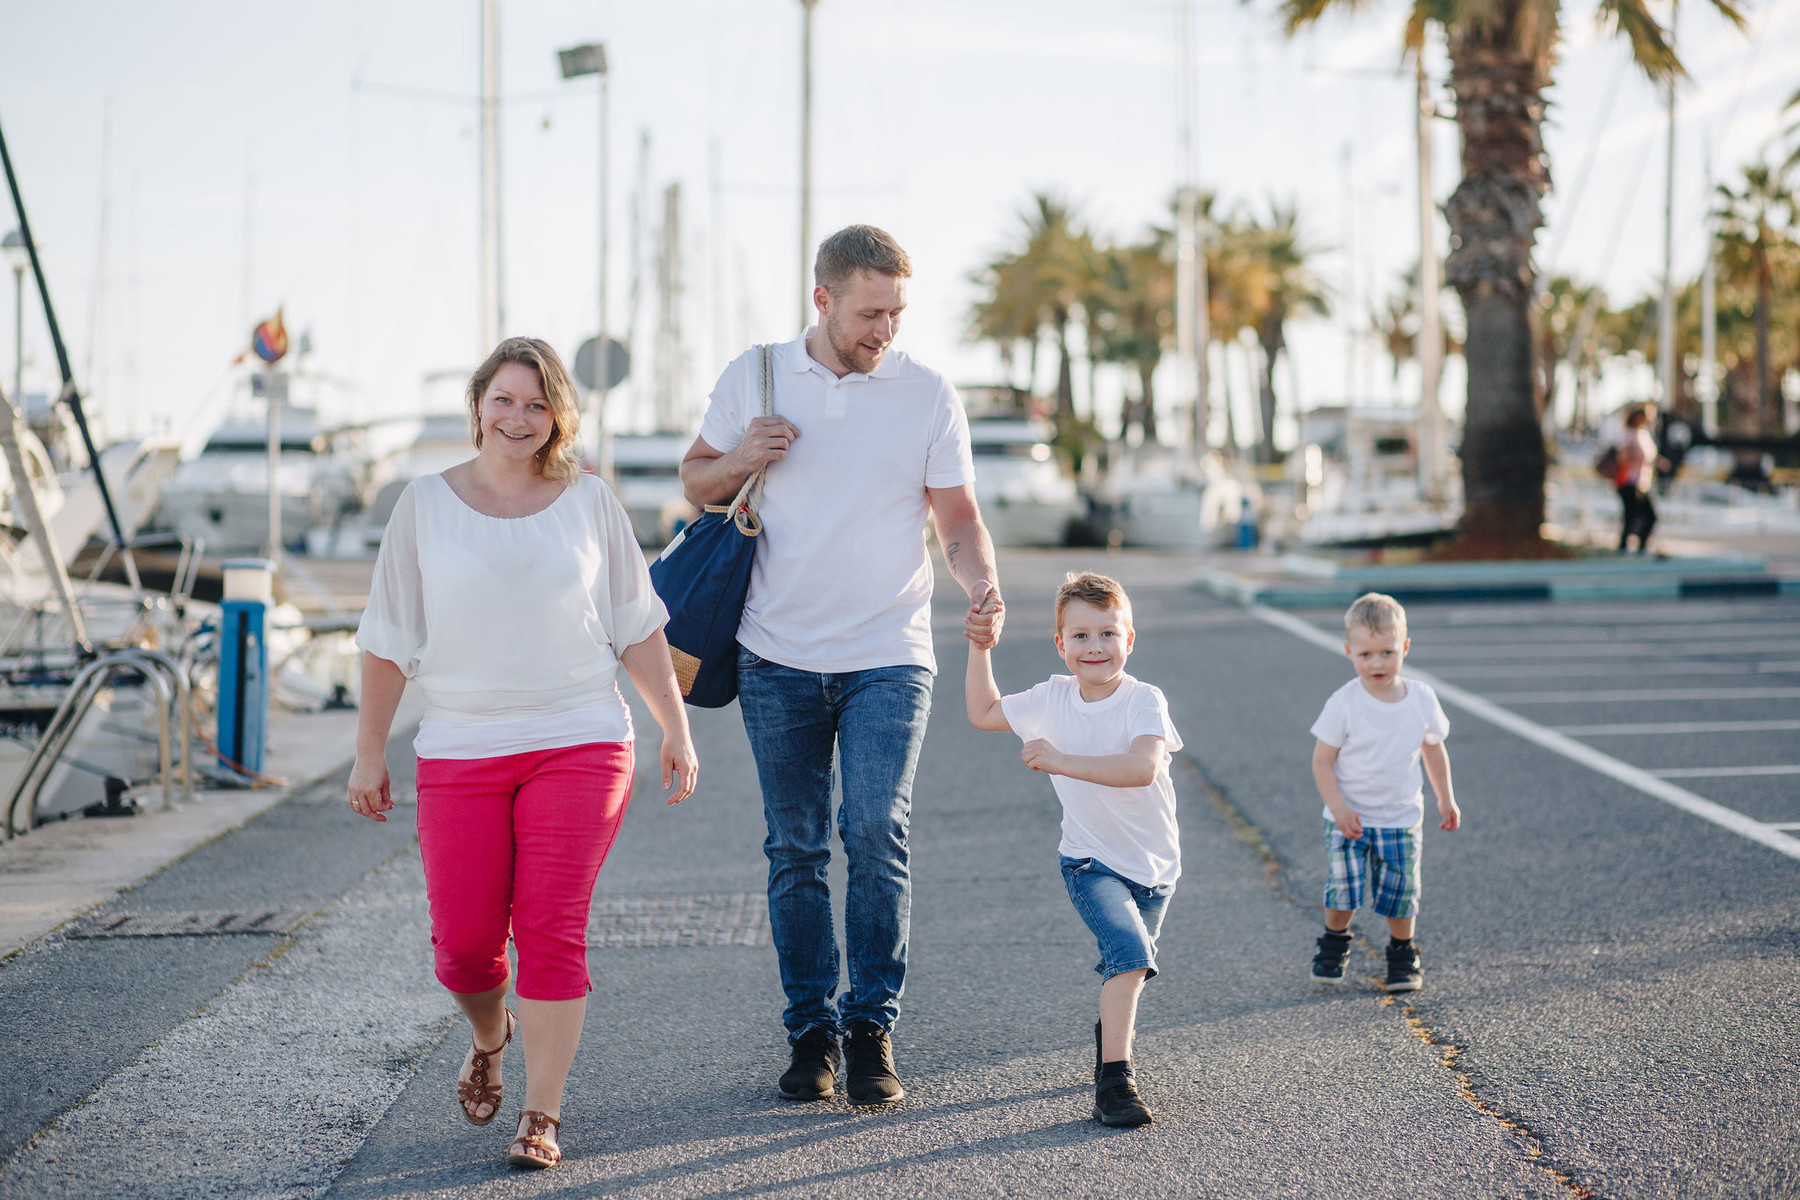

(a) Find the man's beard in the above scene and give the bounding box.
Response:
[824,313,883,375]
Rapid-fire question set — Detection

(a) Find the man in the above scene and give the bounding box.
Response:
[681,225,1002,1105]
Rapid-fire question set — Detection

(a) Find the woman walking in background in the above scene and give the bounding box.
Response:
[346,337,697,1170]
[1614,404,1665,555]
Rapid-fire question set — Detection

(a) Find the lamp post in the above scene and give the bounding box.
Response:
[558,41,610,461]
[2,229,23,411]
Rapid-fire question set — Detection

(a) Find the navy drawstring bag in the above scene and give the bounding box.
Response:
[648,344,773,708]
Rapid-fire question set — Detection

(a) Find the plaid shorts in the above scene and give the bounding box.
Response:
[1322,821,1421,919]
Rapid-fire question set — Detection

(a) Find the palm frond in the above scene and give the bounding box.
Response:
[1280,0,1376,37]
[1596,0,1679,83]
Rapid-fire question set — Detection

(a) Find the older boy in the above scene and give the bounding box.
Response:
[967,572,1181,1128]
[1309,592,1460,992]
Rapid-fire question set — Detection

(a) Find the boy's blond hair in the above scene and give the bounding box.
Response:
[1056,571,1133,631]
[1344,592,1407,640]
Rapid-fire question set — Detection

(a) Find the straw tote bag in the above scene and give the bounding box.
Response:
[647,344,773,708]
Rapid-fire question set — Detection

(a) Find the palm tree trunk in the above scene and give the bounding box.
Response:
[1258,313,1284,465]
[1054,315,1075,419]
[1756,248,1772,436]
[1139,360,1160,444]
[1443,17,1551,550]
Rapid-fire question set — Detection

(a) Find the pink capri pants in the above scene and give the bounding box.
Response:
[415,741,634,1001]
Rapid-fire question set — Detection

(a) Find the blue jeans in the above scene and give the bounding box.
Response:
[737,647,933,1038]
[1061,856,1175,981]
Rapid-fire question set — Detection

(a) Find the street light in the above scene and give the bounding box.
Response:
[558,42,609,463]
[2,229,24,408]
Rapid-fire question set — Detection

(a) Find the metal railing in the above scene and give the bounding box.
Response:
[2,646,193,839]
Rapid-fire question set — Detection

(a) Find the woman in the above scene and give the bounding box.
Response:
[346,336,697,1170]
[1614,404,1664,555]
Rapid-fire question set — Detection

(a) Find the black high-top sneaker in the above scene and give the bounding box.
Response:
[1312,929,1353,983]
[1094,1062,1153,1127]
[844,1021,905,1105]
[777,1026,841,1101]
[1385,939,1423,992]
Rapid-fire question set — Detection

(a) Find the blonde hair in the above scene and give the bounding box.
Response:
[466,337,583,484]
[1344,592,1407,640]
[814,225,913,294]
[1055,571,1133,631]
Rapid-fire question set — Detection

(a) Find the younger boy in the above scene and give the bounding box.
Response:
[1309,592,1460,992]
[967,572,1181,1128]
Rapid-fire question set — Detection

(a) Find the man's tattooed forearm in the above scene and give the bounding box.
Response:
[945,541,961,566]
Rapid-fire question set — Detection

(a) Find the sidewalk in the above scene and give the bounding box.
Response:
[0,693,419,961]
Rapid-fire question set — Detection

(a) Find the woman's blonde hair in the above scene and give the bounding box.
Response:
[466,337,583,484]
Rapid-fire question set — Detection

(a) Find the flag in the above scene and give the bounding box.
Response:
[251,310,289,365]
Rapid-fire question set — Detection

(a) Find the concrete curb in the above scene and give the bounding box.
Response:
[1195,551,1799,608]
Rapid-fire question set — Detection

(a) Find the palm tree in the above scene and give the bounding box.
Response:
[1244,203,1329,464]
[1538,274,1609,429]
[1280,0,1745,553]
[1092,232,1175,444]
[967,255,1040,392]
[1713,162,1797,436]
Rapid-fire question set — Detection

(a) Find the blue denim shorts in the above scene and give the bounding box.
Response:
[1060,856,1175,981]
[1323,821,1421,919]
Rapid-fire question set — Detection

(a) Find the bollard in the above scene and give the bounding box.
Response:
[218,558,274,776]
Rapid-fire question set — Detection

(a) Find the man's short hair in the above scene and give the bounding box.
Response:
[1344,592,1407,640]
[1055,571,1132,631]
[814,225,912,294]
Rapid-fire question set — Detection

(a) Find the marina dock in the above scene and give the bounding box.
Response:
[0,545,1796,1199]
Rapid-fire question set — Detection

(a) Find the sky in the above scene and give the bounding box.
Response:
[1,0,1795,456]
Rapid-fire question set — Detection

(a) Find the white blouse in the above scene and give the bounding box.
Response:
[355,472,669,760]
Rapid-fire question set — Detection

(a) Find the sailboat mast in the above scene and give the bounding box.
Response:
[480,0,502,352]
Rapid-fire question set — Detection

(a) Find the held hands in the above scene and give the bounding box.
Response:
[1021,738,1065,776]
[731,416,801,475]
[346,755,393,823]
[965,581,1004,649]
[661,732,699,805]
[1438,796,1462,832]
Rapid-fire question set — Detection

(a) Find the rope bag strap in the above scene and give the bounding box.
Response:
[701,343,774,537]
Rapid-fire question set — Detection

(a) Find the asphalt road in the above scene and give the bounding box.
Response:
[1,549,1795,1199]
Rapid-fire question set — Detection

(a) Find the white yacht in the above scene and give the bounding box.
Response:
[1093,445,1252,548]
[153,405,361,555]
[968,417,1078,547]
[609,433,696,546]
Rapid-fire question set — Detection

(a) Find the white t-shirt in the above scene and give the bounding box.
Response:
[1309,677,1450,828]
[697,333,975,674]
[1000,674,1183,888]
[356,472,669,759]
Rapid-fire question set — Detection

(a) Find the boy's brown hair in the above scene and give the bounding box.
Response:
[1055,571,1133,631]
[1344,592,1407,640]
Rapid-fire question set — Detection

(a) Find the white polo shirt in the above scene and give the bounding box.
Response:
[697,332,975,673]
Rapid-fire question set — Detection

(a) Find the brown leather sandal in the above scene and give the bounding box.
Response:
[508,1110,562,1169]
[456,1007,515,1126]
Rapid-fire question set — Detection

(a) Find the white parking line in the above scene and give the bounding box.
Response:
[1252,606,1800,865]
[1769,823,1800,831]
[1484,688,1800,703]
[1648,765,1800,779]
[1554,720,1800,736]
[1412,639,1800,660]
[1428,662,1757,680]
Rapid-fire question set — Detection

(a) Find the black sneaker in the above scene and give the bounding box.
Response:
[843,1020,905,1105]
[1093,1067,1153,1127]
[777,1026,840,1101]
[1312,930,1353,983]
[1384,940,1422,992]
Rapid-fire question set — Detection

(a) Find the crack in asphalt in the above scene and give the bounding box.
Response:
[1176,751,1603,1200]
